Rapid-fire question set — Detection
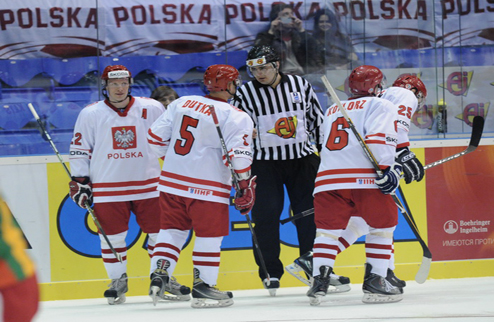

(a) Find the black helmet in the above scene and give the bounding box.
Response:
[246,45,280,67]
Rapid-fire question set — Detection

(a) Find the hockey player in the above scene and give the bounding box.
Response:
[147,64,255,308]
[232,45,324,296]
[306,65,403,305]
[333,74,428,290]
[288,74,428,292]
[68,65,190,305]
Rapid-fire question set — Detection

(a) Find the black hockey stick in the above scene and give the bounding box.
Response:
[28,103,123,263]
[280,208,314,225]
[424,115,484,170]
[209,104,271,286]
[282,116,485,226]
[321,76,431,283]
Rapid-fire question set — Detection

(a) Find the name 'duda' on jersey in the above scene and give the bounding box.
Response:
[268,116,298,139]
[112,126,136,150]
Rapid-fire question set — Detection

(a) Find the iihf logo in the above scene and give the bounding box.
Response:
[444,220,458,234]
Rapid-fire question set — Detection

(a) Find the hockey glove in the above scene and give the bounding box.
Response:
[395,148,424,184]
[375,163,403,195]
[234,176,257,215]
[69,176,93,208]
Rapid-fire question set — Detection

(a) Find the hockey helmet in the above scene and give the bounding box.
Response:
[246,45,280,68]
[393,74,427,105]
[101,65,133,87]
[347,65,384,97]
[203,64,240,92]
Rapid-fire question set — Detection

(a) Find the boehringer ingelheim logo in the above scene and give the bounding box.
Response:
[444,220,459,234]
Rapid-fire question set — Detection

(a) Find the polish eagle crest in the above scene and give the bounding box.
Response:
[114,128,135,149]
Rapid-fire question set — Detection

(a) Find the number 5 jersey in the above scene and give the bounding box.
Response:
[147,95,254,205]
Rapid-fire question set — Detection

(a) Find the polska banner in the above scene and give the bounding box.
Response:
[0,0,493,59]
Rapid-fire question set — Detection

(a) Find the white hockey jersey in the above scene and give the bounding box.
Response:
[69,96,165,203]
[147,95,254,205]
[380,86,418,149]
[314,96,398,194]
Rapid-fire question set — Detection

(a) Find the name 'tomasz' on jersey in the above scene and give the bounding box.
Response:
[315,96,398,194]
[69,97,166,203]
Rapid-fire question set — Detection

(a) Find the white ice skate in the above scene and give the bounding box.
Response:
[104,273,128,305]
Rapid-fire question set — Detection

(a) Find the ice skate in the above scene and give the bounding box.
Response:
[104,273,128,305]
[191,268,233,308]
[159,276,191,301]
[286,251,351,293]
[149,259,191,305]
[386,268,406,292]
[306,266,332,306]
[362,264,403,304]
[263,277,280,297]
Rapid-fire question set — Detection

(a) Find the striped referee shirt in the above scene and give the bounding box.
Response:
[233,73,323,161]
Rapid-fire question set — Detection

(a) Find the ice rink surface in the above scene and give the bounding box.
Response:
[34,276,494,322]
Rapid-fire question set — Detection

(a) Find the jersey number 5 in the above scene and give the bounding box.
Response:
[174,115,199,155]
[325,117,350,151]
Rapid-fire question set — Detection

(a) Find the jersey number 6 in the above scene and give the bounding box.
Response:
[325,116,350,151]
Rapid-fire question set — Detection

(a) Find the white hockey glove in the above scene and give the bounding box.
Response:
[375,163,403,195]
[395,148,424,184]
[69,176,93,208]
[234,176,257,215]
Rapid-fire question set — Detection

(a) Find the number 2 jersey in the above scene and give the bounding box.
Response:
[147,95,254,205]
[69,96,165,203]
[314,96,398,194]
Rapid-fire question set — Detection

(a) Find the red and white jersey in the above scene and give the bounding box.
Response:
[69,96,165,203]
[380,86,418,149]
[314,96,398,194]
[147,95,254,205]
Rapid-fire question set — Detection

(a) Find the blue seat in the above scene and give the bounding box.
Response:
[166,83,204,97]
[0,88,49,130]
[131,84,152,98]
[43,57,99,85]
[110,56,159,79]
[0,59,45,87]
[48,86,100,129]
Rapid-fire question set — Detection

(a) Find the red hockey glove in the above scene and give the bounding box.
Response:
[69,176,93,208]
[234,176,257,215]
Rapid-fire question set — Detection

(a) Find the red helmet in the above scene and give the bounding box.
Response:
[203,64,240,92]
[393,74,427,105]
[101,65,132,84]
[348,65,384,97]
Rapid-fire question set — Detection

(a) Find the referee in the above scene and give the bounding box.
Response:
[232,45,323,296]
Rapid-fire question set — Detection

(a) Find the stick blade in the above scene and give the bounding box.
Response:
[415,256,432,284]
[469,116,484,148]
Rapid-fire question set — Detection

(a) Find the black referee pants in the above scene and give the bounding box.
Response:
[250,153,319,281]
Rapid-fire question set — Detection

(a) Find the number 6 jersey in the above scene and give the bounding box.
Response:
[314,96,398,194]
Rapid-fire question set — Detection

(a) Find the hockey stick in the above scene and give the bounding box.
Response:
[27,103,123,263]
[280,208,314,225]
[424,115,484,170]
[282,116,484,226]
[209,104,271,286]
[321,76,431,283]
